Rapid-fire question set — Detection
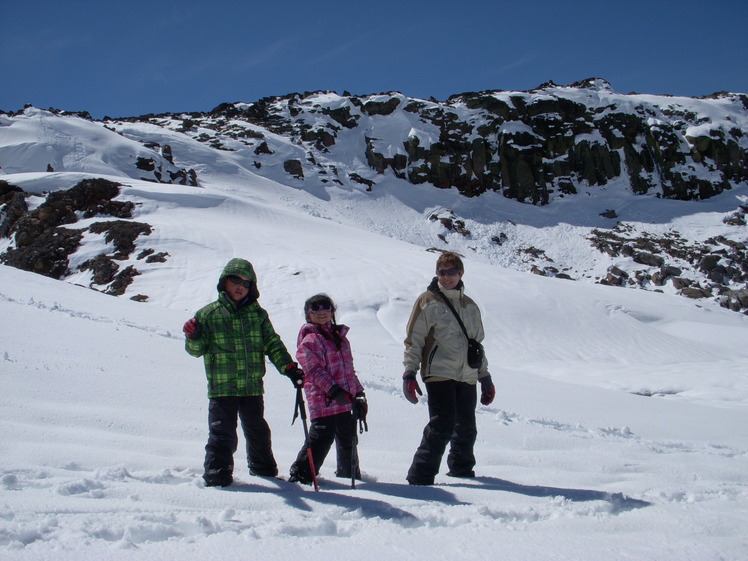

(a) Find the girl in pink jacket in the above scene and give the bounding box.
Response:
[289,294,367,484]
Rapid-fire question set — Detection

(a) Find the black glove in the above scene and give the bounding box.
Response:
[402,371,422,404]
[285,363,305,387]
[328,384,352,405]
[479,375,495,405]
[182,318,201,340]
[353,392,368,420]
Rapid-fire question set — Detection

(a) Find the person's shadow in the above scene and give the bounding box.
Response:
[224,475,650,518]
[224,477,424,522]
[448,476,652,513]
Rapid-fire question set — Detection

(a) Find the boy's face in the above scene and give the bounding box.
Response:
[225,274,251,302]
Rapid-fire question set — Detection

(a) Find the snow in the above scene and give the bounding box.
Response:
[1,106,748,560]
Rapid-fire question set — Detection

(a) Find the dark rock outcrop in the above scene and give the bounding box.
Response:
[0,178,164,296]
[588,219,748,313]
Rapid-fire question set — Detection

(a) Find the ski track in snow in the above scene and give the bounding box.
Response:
[0,293,179,341]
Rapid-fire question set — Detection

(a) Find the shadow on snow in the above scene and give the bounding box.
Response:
[453,476,652,513]
[223,477,421,523]
[221,475,650,520]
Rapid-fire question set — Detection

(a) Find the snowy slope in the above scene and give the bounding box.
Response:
[2,161,748,560]
[0,108,187,182]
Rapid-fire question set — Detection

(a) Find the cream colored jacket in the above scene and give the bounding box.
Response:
[403,278,489,383]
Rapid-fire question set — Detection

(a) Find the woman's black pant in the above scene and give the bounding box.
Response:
[407,380,478,484]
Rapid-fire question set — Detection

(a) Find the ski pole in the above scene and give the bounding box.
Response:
[292,387,319,492]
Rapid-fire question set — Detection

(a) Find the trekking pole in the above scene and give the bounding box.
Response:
[292,387,319,492]
[351,406,359,490]
[351,396,368,490]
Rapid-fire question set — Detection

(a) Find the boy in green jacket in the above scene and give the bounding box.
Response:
[183,258,304,487]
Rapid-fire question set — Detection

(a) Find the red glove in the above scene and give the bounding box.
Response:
[183,318,201,340]
[402,371,422,404]
[479,375,495,405]
[328,384,352,405]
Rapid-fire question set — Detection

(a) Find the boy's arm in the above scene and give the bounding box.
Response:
[183,314,207,357]
[260,313,294,371]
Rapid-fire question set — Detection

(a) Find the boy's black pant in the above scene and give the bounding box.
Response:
[203,396,278,481]
[290,411,360,480]
[407,380,478,484]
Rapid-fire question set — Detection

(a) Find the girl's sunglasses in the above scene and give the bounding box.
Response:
[227,275,253,288]
[308,302,333,312]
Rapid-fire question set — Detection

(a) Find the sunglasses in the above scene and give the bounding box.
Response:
[226,275,253,288]
[308,302,333,312]
[436,268,461,276]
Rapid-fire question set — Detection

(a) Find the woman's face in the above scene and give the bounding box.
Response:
[436,264,463,290]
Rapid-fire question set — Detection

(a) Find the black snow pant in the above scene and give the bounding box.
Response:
[407,380,478,484]
[290,411,360,481]
[203,396,278,481]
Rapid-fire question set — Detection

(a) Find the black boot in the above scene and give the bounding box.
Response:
[288,463,313,485]
[203,469,233,487]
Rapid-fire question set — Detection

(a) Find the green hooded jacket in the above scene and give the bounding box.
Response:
[185,258,294,398]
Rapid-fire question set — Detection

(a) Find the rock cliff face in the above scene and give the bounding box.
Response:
[199,79,747,205]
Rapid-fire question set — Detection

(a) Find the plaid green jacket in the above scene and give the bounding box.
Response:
[185,260,293,397]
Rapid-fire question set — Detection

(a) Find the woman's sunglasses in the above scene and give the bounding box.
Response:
[436,268,461,276]
[226,275,253,288]
[308,302,333,312]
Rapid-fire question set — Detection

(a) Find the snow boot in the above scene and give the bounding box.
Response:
[203,469,233,487]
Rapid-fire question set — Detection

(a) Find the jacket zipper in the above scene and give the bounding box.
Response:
[427,345,438,376]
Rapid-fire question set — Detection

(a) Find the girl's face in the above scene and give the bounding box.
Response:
[309,308,332,325]
[307,299,334,325]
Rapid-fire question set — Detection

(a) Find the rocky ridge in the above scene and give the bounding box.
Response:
[177,78,747,203]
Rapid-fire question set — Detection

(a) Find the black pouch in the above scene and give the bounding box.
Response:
[467,338,484,369]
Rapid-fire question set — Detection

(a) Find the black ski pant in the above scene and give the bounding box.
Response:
[203,396,278,478]
[290,411,360,479]
[407,380,478,484]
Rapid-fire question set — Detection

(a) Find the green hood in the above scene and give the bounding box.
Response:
[217,258,260,302]
[220,258,257,283]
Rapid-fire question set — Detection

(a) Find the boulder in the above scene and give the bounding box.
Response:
[283,159,304,179]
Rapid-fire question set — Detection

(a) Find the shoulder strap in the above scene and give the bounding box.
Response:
[432,287,470,340]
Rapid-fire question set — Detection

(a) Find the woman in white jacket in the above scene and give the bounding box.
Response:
[402,252,495,485]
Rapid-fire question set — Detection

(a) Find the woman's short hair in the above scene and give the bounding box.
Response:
[436,251,464,272]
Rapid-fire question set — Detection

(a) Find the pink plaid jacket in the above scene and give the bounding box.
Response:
[296,322,364,420]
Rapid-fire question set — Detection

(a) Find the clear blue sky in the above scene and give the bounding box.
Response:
[2,0,747,119]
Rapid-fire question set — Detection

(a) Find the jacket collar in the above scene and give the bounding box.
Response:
[219,291,255,311]
[300,321,349,338]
